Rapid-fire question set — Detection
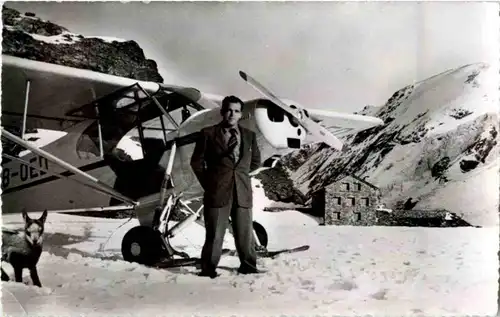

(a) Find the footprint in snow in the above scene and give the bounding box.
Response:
[371,288,388,300]
[328,280,357,291]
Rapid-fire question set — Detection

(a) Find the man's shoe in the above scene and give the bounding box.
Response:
[237,267,266,275]
[198,270,219,279]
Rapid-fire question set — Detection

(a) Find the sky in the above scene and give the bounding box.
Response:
[6,1,499,113]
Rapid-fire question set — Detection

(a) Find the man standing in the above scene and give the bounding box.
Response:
[190,95,262,278]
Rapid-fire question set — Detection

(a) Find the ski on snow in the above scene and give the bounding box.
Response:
[153,245,310,269]
[223,244,310,259]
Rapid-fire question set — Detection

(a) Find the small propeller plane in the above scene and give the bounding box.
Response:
[1,54,383,267]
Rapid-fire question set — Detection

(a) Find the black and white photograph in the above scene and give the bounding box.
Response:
[1,1,499,316]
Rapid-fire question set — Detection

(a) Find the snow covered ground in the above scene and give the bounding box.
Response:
[2,206,498,316]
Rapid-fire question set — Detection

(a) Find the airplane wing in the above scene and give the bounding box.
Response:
[1,54,162,132]
[298,107,384,138]
[1,55,214,213]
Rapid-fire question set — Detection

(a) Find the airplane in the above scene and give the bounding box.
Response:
[1,53,384,267]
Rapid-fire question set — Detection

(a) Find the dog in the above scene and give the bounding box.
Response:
[1,209,48,287]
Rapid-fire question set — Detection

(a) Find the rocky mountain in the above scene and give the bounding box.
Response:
[2,6,163,82]
[276,62,498,227]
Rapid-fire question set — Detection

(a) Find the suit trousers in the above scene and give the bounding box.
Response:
[201,187,257,272]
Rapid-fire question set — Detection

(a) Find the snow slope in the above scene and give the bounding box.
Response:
[283,62,499,227]
[1,210,497,316]
[2,180,499,316]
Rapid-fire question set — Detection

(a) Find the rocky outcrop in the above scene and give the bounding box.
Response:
[2,6,163,82]
[254,167,307,205]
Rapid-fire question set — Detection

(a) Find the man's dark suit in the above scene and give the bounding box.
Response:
[190,122,261,273]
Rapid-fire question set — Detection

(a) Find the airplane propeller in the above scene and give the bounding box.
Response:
[238,71,344,151]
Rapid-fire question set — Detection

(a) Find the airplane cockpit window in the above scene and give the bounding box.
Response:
[75,104,139,161]
[75,87,203,163]
[182,107,191,123]
[115,96,136,109]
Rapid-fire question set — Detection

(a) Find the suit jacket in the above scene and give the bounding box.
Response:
[190,123,261,208]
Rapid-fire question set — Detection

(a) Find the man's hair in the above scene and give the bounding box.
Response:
[221,95,244,114]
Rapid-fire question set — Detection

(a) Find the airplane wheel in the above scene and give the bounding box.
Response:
[253,221,268,249]
[121,226,163,266]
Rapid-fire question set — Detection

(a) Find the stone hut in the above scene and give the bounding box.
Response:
[311,174,380,226]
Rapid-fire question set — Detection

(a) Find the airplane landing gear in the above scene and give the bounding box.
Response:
[252,220,268,250]
[120,140,269,268]
[121,225,196,268]
[120,211,269,268]
[121,225,164,266]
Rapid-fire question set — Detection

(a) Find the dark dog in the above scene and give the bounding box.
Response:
[1,209,48,287]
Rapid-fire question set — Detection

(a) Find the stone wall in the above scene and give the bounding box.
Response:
[320,174,380,226]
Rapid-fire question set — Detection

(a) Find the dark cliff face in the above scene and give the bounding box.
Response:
[254,166,307,205]
[2,6,163,82]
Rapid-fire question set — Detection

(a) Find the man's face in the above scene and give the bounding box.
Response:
[222,102,242,126]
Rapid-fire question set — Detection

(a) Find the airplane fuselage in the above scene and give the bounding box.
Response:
[1,103,294,226]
